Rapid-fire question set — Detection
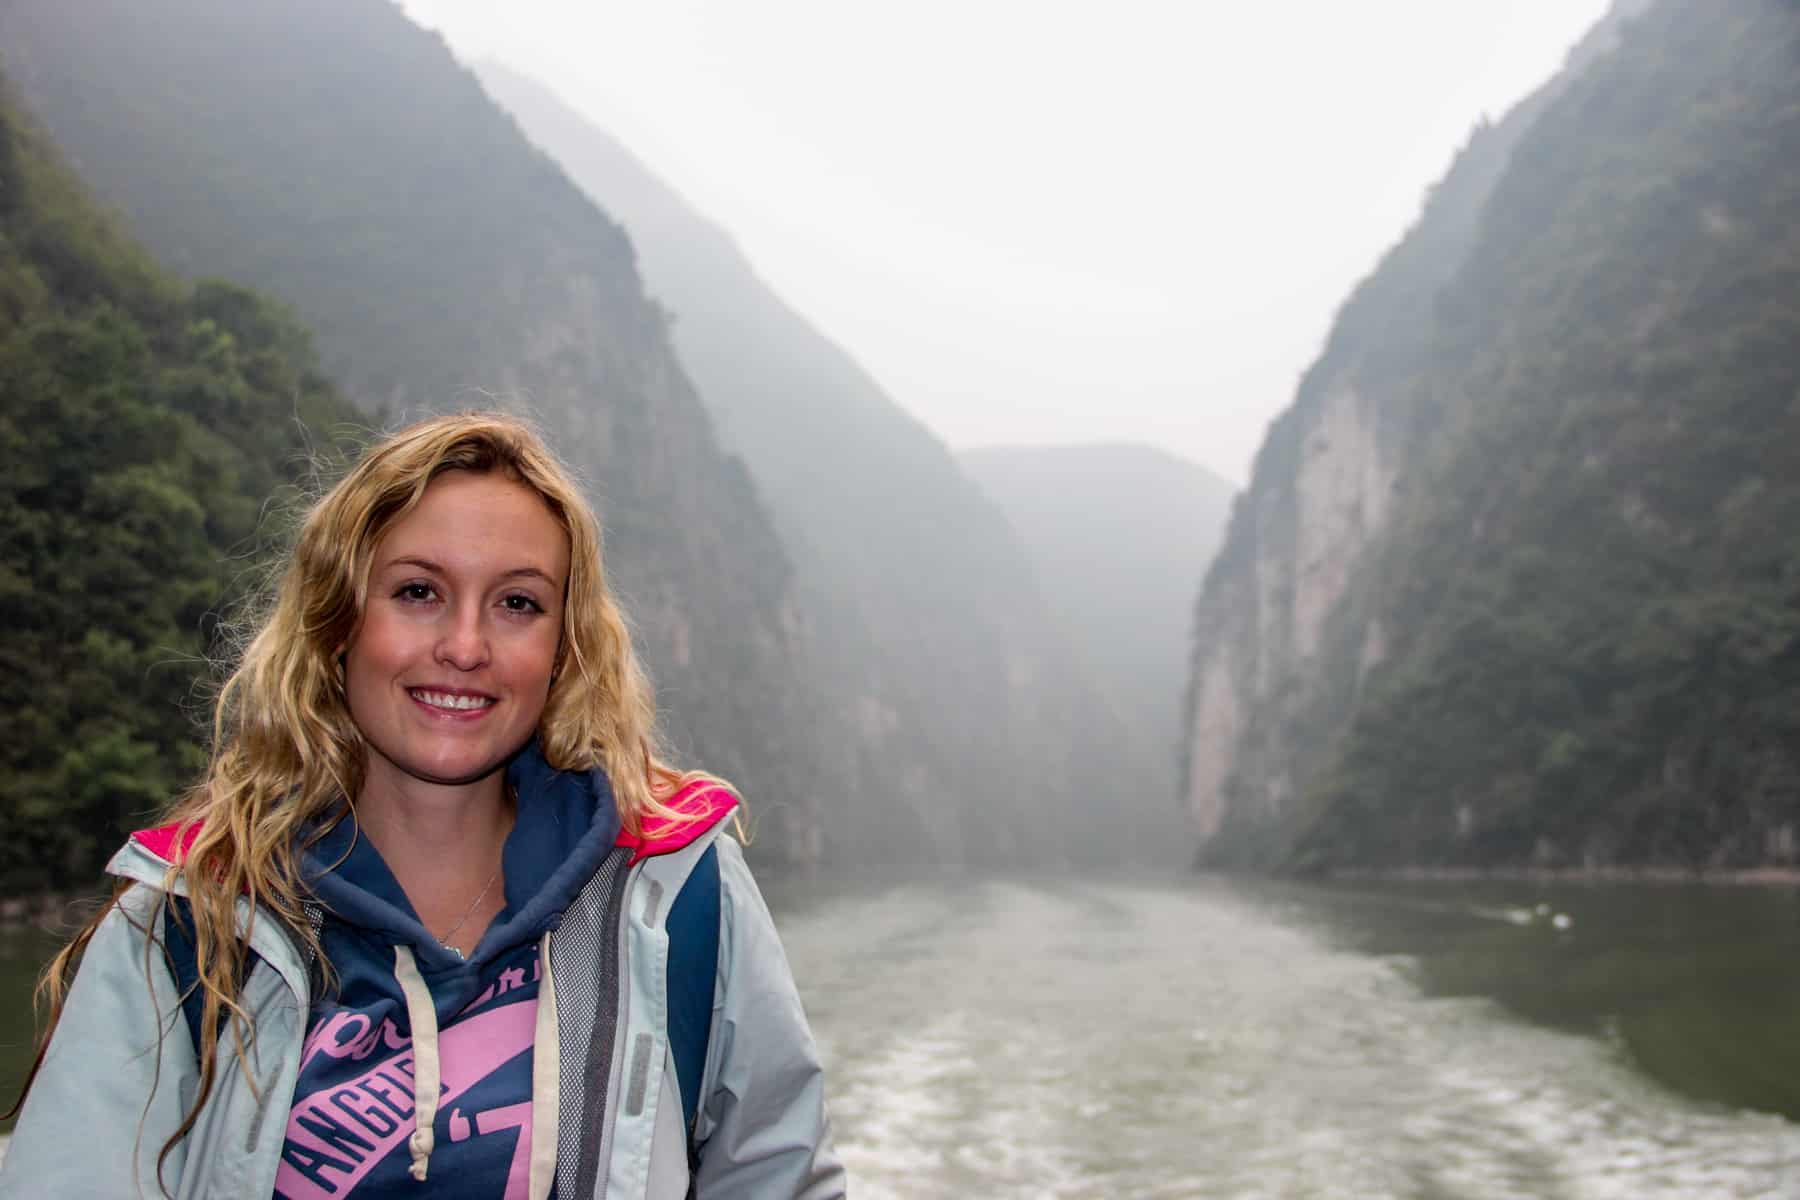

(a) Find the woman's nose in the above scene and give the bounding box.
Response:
[435,605,490,670]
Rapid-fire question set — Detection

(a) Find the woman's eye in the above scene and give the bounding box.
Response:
[501,593,545,615]
[395,582,436,603]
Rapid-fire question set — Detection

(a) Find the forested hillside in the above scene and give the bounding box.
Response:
[471,62,1163,865]
[0,0,839,861]
[0,76,364,891]
[961,441,1233,853]
[1182,0,1800,873]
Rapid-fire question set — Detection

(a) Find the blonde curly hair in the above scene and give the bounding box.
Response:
[19,411,724,1187]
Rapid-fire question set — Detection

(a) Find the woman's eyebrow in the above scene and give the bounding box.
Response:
[383,555,445,574]
[497,567,561,587]
[382,556,561,586]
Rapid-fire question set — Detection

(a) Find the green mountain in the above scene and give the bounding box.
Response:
[1182,0,1800,873]
[0,0,841,861]
[961,442,1234,855]
[0,73,364,891]
[471,61,1164,865]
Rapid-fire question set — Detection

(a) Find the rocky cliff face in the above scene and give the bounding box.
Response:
[1186,376,1404,848]
[1182,140,1522,855]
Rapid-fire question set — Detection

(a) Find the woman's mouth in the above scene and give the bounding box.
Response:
[408,688,496,713]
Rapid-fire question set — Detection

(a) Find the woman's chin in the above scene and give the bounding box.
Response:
[363,740,520,794]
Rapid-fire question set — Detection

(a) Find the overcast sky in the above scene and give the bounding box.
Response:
[400,0,1614,485]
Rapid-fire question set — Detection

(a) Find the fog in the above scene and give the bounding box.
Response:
[400,0,1611,483]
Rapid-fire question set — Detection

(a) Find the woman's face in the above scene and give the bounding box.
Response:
[342,470,571,800]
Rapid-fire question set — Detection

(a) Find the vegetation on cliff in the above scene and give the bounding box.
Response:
[0,78,362,890]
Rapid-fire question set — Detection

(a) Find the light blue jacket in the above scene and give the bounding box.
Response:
[0,818,844,1199]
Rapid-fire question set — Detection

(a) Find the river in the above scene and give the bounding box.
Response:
[766,873,1800,1199]
[4,874,1798,1196]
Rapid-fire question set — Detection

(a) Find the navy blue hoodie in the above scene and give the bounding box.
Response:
[273,745,618,1199]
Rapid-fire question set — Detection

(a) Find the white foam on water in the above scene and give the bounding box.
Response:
[775,876,1800,1199]
[1382,1002,1797,1199]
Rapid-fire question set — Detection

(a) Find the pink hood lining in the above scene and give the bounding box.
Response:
[618,781,739,863]
[130,820,202,867]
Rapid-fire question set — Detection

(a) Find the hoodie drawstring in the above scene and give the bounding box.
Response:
[391,937,561,1196]
[392,945,441,1182]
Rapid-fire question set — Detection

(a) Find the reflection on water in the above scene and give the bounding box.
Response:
[767,874,1799,1199]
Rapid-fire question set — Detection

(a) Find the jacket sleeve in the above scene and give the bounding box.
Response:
[0,885,196,1198]
[693,838,846,1199]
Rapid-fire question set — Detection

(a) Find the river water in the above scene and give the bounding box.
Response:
[5,874,1799,1196]
[764,873,1800,1199]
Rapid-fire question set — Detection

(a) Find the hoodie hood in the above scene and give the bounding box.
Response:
[118,740,739,1020]
[300,741,619,1001]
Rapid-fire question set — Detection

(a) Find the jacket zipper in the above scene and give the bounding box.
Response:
[568,847,637,1199]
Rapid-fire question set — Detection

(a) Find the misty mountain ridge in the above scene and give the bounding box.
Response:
[1182,0,1800,874]
[474,59,1179,866]
[962,441,1234,840]
[960,441,1233,712]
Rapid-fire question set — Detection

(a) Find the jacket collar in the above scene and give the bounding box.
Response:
[616,780,739,864]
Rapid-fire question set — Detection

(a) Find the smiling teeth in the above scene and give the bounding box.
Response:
[412,690,494,711]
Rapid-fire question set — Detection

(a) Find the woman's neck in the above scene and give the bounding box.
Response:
[354,771,516,952]
[357,772,512,852]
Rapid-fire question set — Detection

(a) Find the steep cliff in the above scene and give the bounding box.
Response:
[0,0,838,860]
[1184,0,1800,871]
[472,62,1165,865]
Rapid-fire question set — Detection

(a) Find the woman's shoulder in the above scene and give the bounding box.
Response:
[103,820,315,997]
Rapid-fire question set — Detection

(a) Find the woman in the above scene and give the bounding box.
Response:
[0,413,844,1199]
